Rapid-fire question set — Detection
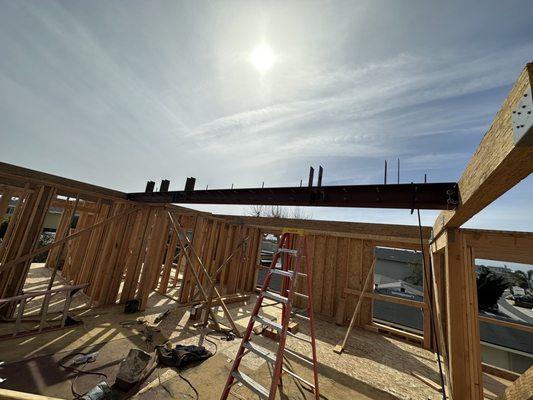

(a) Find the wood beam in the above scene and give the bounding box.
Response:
[0,162,126,201]
[343,287,428,309]
[434,63,533,235]
[463,228,533,264]
[216,214,431,244]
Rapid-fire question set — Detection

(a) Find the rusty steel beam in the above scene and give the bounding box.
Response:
[127,182,458,210]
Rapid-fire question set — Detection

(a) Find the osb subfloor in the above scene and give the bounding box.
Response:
[0,265,512,399]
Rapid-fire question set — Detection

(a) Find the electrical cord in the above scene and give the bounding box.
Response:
[416,209,447,399]
[156,367,176,398]
[154,367,199,400]
[58,352,108,399]
[204,332,219,356]
[178,372,199,400]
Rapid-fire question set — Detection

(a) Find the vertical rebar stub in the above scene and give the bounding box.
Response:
[145,181,155,193]
[512,87,533,146]
[184,177,196,192]
[308,167,314,188]
[160,179,170,192]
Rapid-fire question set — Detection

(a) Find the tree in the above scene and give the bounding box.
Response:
[247,205,312,219]
[290,206,312,220]
[249,205,265,217]
[476,267,510,311]
[33,232,55,263]
[513,270,529,289]
[269,205,286,218]
[405,261,423,286]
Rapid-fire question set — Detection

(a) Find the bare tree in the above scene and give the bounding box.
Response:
[249,204,265,217]
[269,205,287,218]
[247,205,311,219]
[291,206,312,220]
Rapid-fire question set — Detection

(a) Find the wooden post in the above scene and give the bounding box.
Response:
[0,190,13,221]
[159,228,179,293]
[430,249,452,397]
[46,195,79,290]
[422,247,432,350]
[444,228,482,399]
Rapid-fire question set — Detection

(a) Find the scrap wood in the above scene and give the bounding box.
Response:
[410,371,443,393]
[0,388,64,400]
[261,321,298,341]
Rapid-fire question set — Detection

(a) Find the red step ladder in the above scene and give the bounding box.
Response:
[220,230,320,400]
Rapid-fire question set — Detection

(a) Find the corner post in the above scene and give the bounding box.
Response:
[444,228,482,399]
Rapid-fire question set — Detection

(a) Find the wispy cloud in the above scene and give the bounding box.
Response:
[187,44,532,173]
[0,1,532,231]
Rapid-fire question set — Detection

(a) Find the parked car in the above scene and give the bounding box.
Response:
[514,295,533,309]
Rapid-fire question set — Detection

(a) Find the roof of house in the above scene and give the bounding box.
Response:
[375,247,422,264]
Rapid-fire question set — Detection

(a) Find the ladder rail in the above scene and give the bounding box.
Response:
[268,235,301,399]
[303,235,320,399]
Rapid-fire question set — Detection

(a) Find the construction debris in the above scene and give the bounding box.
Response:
[115,349,156,391]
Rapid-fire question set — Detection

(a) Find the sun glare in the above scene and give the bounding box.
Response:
[249,44,275,72]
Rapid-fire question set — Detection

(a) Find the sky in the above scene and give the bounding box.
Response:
[0,0,532,232]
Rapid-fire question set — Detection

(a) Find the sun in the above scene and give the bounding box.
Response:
[249,44,275,72]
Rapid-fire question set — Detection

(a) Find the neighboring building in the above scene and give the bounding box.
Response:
[373,247,424,332]
[375,247,533,374]
[480,318,533,373]
[4,200,62,232]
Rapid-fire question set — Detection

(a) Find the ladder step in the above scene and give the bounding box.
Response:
[287,331,312,343]
[291,311,310,321]
[284,348,314,366]
[281,367,316,390]
[254,315,283,332]
[270,269,294,278]
[263,290,289,304]
[243,341,276,363]
[278,249,298,255]
[231,371,269,399]
[294,292,309,299]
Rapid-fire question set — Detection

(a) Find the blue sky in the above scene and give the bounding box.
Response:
[0,0,532,231]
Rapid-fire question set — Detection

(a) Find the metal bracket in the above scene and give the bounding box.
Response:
[512,87,533,146]
[446,185,459,209]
